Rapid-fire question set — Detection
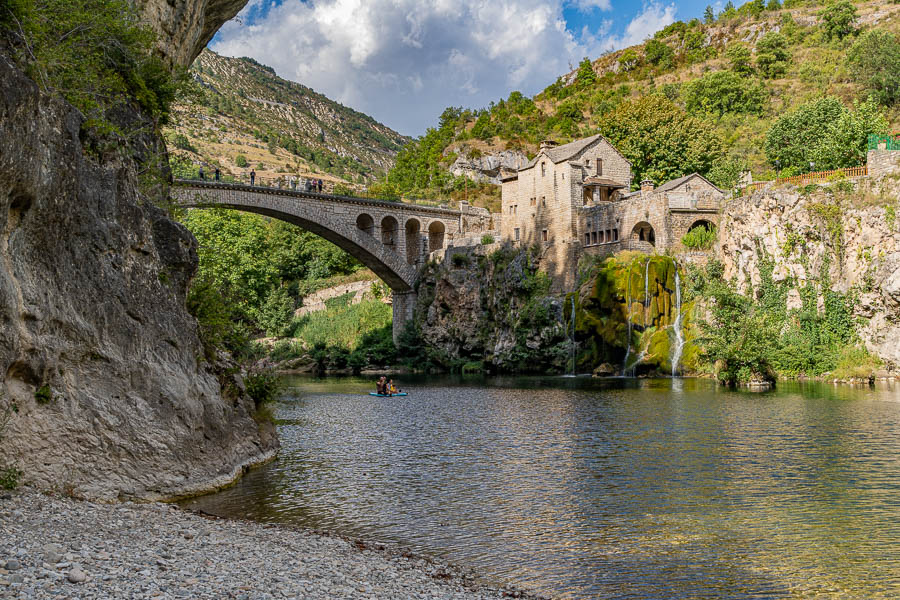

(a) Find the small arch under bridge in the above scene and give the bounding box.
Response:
[171,180,490,340]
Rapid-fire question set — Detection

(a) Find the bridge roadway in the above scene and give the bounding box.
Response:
[171,180,491,340]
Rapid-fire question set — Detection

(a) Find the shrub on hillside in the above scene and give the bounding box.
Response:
[820,0,857,41]
[683,71,767,116]
[725,43,753,74]
[764,96,888,172]
[846,29,900,106]
[644,39,675,69]
[756,32,791,79]
[235,154,249,167]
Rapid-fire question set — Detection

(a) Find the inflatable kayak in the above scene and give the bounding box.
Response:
[369,392,408,397]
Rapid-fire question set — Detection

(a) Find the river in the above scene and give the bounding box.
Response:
[181,375,900,599]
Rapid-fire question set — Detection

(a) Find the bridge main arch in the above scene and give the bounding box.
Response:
[171,182,464,341]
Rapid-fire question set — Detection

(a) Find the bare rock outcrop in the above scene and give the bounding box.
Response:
[134,0,248,67]
[0,54,276,500]
[449,150,528,184]
[717,182,900,368]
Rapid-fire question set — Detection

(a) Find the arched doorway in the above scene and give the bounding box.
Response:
[356,213,374,236]
[428,221,445,252]
[381,215,399,251]
[631,221,655,246]
[405,218,421,265]
[687,219,715,233]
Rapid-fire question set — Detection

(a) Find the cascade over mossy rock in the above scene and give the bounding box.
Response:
[573,253,699,375]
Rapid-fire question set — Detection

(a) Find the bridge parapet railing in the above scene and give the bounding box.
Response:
[172,174,460,211]
[172,178,464,215]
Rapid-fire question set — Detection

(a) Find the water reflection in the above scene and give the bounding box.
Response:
[182,376,900,599]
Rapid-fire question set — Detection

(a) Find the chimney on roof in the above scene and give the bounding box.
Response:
[641,179,655,197]
[540,140,559,151]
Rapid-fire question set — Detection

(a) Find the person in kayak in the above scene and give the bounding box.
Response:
[388,379,400,395]
[376,376,387,395]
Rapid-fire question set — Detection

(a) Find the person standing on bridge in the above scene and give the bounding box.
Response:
[317,179,323,193]
[198,165,204,180]
[214,167,220,182]
[250,169,256,186]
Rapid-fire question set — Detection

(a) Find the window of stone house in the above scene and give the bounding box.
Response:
[542,229,548,242]
[530,197,536,206]
[541,163,546,177]
[585,233,591,245]
[592,231,598,245]
[541,196,545,207]
[514,228,520,241]
[597,159,602,176]
[614,229,619,241]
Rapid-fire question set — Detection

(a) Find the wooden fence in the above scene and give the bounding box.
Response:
[744,165,868,193]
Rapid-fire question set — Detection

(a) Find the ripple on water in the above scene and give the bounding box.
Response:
[182,376,900,599]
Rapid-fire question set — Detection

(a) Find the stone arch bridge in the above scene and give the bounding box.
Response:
[171,181,491,340]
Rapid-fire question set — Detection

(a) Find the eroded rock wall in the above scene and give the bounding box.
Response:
[717,181,900,368]
[0,55,276,501]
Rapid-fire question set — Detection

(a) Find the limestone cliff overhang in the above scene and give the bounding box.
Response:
[499,173,519,182]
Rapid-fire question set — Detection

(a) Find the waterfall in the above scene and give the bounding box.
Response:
[644,257,651,327]
[569,295,576,376]
[671,263,685,377]
[622,262,633,376]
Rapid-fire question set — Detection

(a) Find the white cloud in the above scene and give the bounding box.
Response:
[567,0,613,11]
[211,0,678,135]
[593,3,678,52]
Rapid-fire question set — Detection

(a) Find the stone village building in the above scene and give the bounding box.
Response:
[498,134,724,287]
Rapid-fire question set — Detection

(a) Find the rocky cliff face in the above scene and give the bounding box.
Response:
[449,150,529,184]
[717,180,900,368]
[414,245,568,372]
[0,52,276,500]
[135,0,247,67]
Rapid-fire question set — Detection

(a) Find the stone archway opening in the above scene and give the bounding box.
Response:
[356,213,374,236]
[381,215,399,251]
[405,218,421,265]
[428,221,445,252]
[631,221,655,246]
[687,219,715,234]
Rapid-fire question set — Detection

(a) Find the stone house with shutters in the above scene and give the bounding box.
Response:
[499,135,724,287]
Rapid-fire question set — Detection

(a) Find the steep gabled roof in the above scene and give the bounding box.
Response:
[656,173,724,194]
[521,134,631,170]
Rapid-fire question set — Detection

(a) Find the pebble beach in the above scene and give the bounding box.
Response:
[0,492,538,600]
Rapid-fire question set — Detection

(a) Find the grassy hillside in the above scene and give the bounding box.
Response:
[387,0,900,196]
[164,50,409,186]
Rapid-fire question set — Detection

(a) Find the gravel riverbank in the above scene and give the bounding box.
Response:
[0,492,540,599]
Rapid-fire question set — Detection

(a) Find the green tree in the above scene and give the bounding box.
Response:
[644,39,675,69]
[846,29,900,106]
[704,5,715,23]
[725,43,753,74]
[764,96,888,172]
[2,0,190,130]
[618,48,640,72]
[756,31,790,78]
[576,57,597,88]
[684,71,767,116]
[767,0,781,9]
[600,95,723,187]
[721,1,737,19]
[820,0,857,41]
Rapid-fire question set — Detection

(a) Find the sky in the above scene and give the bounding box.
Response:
[211,1,719,137]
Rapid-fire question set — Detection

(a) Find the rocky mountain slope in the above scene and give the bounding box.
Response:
[165,50,408,186]
[389,0,900,192]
